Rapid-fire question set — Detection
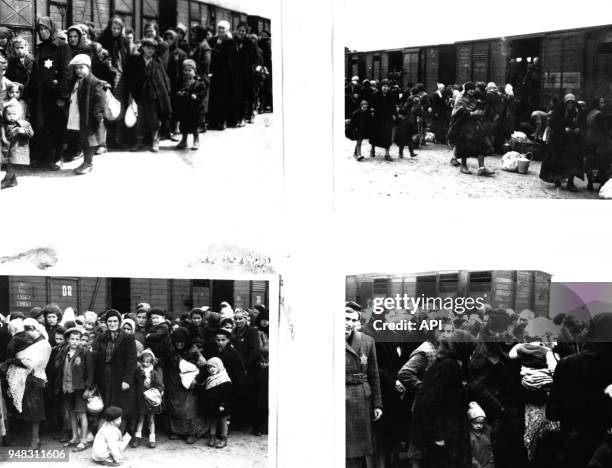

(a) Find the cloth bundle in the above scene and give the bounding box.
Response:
[520,366,553,391]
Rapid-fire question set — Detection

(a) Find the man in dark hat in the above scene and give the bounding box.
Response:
[33,16,72,170]
[345,302,383,468]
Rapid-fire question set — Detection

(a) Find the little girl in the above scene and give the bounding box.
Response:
[201,357,232,449]
[5,83,28,120]
[1,99,33,189]
[133,349,164,449]
[468,401,494,468]
[346,100,372,161]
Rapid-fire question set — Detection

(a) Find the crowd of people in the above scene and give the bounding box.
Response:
[345,300,612,468]
[345,62,612,192]
[0,15,273,189]
[0,301,269,464]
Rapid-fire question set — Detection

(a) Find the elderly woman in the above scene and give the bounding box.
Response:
[208,20,238,130]
[92,310,137,435]
[3,318,51,449]
[165,327,207,443]
[540,93,584,191]
[448,81,495,176]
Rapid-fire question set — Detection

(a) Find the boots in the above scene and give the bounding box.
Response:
[0,173,17,189]
[74,149,94,175]
[176,135,187,149]
[215,436,227,449]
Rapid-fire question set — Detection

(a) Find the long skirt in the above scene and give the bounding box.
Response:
[540,134,584,182]
[20,375,45,422]
[369,116,394,148]
[346,383,373,459]
[166,370,206,436]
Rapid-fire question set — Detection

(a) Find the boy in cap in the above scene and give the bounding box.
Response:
[174,58,206,150]
[65,53,106,175]
[92,406,128,465]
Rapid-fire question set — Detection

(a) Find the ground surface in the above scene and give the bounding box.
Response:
[338,138,602,201]
[1,430,267,467]
[0,114,281,273]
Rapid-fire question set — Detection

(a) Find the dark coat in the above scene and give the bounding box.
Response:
[126,55,172,119]
[144,323,170,365]
[68,73,106,148]
[166,46,188,93]
[369,91,397,148]
[394,100,420,146]
[174,78,207,132]
[347,107,372,141]
[346,331,383,459]
[540,104,584,182]
[93,330,138,418]
[204,343,246,389]
[134,364,164,416]
[232,36,258,111]
[53,346,95,394]
[547,345,612,468]
[6,55,34,100]
[231,325,261,371]
[411,356,471,468]
[201,381,232,417]
[208,35,237,125]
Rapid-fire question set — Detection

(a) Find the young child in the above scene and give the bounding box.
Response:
[347,100,372,161]
[55,327,94,452]
[174,59,206,150]
[468,401,494,468]
[132,349,164,449]
[144,308,170,367]
[1,99,33,189]
[92,406,129,466]
[5,83,28,120]
[201,357,232,449]
[66,54,106,175]
[6,36,34,99]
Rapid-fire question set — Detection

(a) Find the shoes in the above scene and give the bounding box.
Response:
[49,161,63,171]
[73,442,87,452]
[170,133,180,142]
[370,150,375,158]
[131,142,145,152]
[151,140,160,152]
[148,441,156,448]
[95,146,107,155]
[58,433,72,443]
[477,167,495,177]
[74,163,93,175]
[130,437,141,448]
[398,152,404,159]
[460,166,471,175]
[450,157,461,167]
[1,175,17,189]
[207,436,216,447]
[176,140,187,150]
[384,155,392,161]
[28,440,41,450]
[63,439,78,447]
[215,438,227,449]
[410,152,417,158]
[191,140,199,150]
[185,435,197,444]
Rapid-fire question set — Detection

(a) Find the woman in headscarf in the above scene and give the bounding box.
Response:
[548,313,612,468]
[448,81,495,176]
[121,318,144,355]
[0,27,12,58]
[98,16,130,148]
[540,93,584,191]
[207,20,238,130]
[4,318,51,449]
[583,96,612,191]
[411,330,477,468]
[369,79,397,160]
[165,327,207,443]
[189,25,212,131]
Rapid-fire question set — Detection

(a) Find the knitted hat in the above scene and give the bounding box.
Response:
[182,59,197,71]
[149,307,166,319]
[564,93,576,103]
[467,401,486,421]
[103,406,123,421]
[139,348,157,363]
[121,318,136,333]
[69,53,91,68]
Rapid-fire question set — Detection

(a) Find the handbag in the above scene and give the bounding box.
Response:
[124,98,138,128]
[104,89,121,121]
[86,387,104,414]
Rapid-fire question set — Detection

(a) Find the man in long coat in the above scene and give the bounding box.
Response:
[346,301,382,468]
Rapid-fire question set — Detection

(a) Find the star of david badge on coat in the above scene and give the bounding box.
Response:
[360,353,367,365]
[44,58,53,69]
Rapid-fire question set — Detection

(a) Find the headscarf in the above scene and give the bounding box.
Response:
[170,326,192,350]
[204,357,231,390]
[255,309,269,334]
[23,317,49,341]
[0,27,12,41]
[36,17,57,40]
[122,318,136,334]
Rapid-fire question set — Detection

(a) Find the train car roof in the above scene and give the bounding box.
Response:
[206,0,248,15]
[347,23,612,54]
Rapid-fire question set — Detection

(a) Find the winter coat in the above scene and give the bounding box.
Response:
[144,323,170,365]
[134,364,164,416]
[369,91,397,148]
[53,346,94,394]
[201,381,232,417]
[6,55,34,100]
[411,356,471,468]
[208,35,237,125]
[34,33,72,102]
[67,73,106,148]
[126,55,172,119]
[174,78,207,133]
[347,107,371,141]
[166,46,188,93]
[540,104,584,182]
[2,119,33,165]
[346,331,382,459]
[231,325,261,370]
[93,330,137,418]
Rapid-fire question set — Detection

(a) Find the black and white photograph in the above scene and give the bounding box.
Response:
[341,0,612,199]
[0,274,275,466]
[345,269,612,468]
[0,0,278,209]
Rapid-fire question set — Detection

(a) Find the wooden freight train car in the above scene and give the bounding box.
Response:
[0,275,269,318]
[346,270,552,317]
[346,23,612,107]
[1,0,270,50]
